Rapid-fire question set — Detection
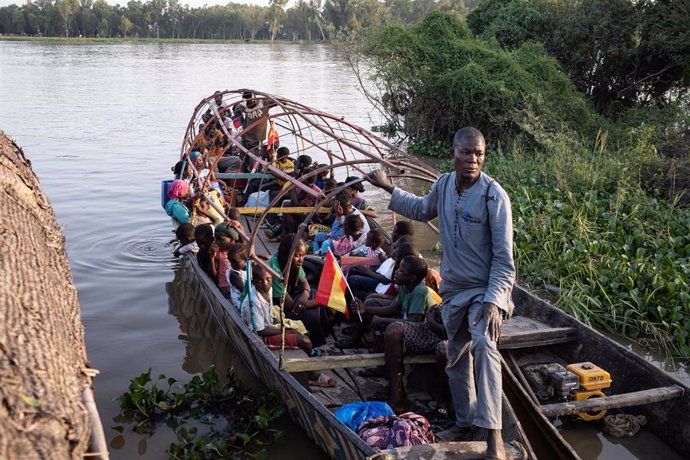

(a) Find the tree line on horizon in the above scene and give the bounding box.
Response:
[0,0,482,40]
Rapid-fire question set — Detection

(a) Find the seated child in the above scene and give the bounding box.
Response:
[273,146,295,188]
[270,169,323,239]
[364,256,436,327]
[391,220,414,243]
[383,304,445,414]
[240,264,313,356]
[226,207,241,222]
[319,214,366,256]
[346,241,418,310]
[226,243,248,311]
[165,179,192,225]
[194,224,214,275]
[339,253,433,349]
[210,223,239,299]
[314,193,369,253]
[314,164,328,190]
[350,228,387,262]
[322,177,338,194]
[345,175,378,218]
[346,221,414,286]
[173,223,198,257]
[294,154,314,178]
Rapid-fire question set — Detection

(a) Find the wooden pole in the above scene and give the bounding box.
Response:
[540,386,684,418]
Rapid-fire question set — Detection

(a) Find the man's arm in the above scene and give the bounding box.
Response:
[484,186,516,315]
[366,170,440,222]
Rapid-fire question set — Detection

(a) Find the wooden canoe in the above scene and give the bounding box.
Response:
[166,89,536,459]
[499,286,689,459]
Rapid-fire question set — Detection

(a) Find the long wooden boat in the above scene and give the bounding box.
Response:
[165,89,535,459]
[169,89,689,459]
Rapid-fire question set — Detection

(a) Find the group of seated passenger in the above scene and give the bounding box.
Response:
[166,92,450,404]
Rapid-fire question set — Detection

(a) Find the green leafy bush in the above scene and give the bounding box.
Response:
[467,0,690,114]
[359,10,601,148]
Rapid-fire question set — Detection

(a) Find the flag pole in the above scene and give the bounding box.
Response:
[329,248,363,322]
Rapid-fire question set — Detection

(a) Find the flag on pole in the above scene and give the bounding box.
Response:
[266,121,279,149]
[315,249,350,319]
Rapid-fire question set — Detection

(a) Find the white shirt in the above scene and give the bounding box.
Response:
[240,288,274,332]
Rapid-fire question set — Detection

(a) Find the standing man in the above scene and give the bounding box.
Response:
[366,127,515,460]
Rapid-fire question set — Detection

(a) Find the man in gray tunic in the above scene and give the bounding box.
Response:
[367,127,515,459]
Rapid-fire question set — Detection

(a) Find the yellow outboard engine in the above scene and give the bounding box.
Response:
[566,362,612,421]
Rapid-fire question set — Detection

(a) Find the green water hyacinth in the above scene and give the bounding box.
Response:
[114,367,285,459]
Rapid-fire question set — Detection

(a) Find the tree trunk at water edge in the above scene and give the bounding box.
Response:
[0,131,96,459]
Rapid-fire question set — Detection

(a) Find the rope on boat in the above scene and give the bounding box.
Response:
[603,414,647,438]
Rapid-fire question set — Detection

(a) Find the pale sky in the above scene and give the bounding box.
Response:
[0,0,279,8]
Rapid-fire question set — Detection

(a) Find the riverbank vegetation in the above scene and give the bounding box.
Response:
[0,0,481,41]
[353,6,690,357]
[115,367,285,459]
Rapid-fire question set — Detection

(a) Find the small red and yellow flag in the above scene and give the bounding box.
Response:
[266,121,279,149]
[315,249,350,318]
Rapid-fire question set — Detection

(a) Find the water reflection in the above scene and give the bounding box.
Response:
[558,420,684,460]
[165,262,256,384]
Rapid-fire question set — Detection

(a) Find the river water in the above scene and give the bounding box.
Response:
[0,41,687,460]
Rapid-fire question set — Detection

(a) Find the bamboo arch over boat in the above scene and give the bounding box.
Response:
[179,89,444,364]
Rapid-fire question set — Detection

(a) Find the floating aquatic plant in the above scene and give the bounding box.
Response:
[114,366,285,459]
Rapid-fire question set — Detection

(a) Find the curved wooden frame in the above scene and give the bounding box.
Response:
[179,89,442,282]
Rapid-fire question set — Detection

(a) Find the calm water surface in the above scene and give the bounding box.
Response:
[1,41,687,460]
[0,41,370,459]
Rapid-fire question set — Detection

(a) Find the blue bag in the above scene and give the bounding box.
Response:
[335,401,395,431]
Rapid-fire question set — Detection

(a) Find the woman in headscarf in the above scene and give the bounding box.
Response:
[268,234,330,351]
[165,179,192,225]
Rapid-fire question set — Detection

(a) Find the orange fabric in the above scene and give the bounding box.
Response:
[262,332,300,349]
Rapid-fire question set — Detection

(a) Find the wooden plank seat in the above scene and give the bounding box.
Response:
[498,316,577,349]
[539,385,685,418]
[271,348,309,360]
[216,172,275,180]
[282,316,577,373]
[283,352,435,373]
[237,207,331,214]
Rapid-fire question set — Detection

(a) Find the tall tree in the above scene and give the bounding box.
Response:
[323,0,354,33]
[147,0,166,38]
[56,0,78,36]
[268,0,288,40]
[120,15,133,36]
[287,0,312,40]
[167,0,181,38]
[468,0,690,113]
[243,5,267,40]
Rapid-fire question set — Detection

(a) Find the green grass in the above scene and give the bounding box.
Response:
[434,135,690,357]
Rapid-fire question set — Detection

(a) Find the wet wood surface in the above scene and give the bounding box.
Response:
[374,441,527,460]
[539,385,685,418]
